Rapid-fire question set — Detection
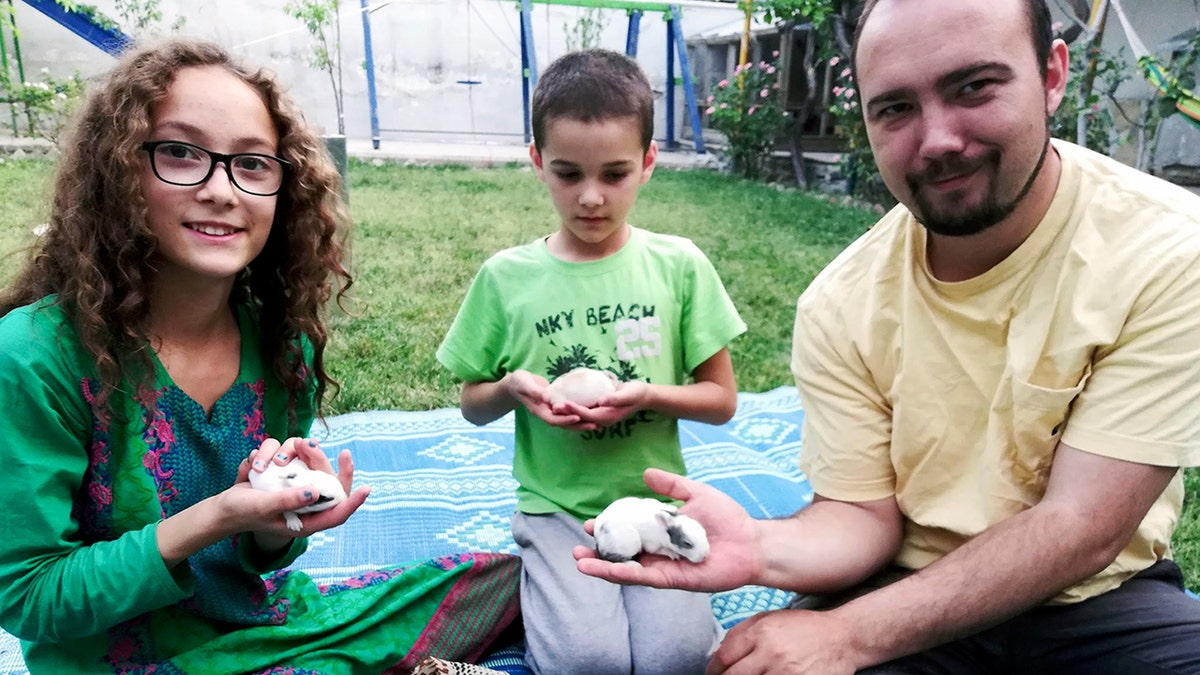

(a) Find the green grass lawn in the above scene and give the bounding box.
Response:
[334,160,870,411]
[0,157,1196,593]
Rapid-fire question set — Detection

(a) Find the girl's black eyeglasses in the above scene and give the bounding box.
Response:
[140,140,290,196]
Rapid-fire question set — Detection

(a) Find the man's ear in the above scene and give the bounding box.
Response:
[1044,38,1070,116]
[640,140,658,184]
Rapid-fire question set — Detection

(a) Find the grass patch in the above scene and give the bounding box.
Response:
[1180,470,1200,592]
[0,157,1196,593]
[333,160,871,410]
[0,159,54,285]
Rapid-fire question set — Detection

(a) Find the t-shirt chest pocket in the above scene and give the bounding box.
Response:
[1006,375,1087,487]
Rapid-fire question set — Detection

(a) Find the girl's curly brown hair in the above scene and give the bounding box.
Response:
[0,39,353,420]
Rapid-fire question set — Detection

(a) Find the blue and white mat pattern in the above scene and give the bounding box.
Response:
[0,386,812,674]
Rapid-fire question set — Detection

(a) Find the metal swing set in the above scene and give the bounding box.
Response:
[10,0,727,153]
[358,0,715,152]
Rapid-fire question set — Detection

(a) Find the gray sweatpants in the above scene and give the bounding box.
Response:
[512,511,722,675]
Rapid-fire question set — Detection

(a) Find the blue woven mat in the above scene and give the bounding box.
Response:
[0,386,811,674]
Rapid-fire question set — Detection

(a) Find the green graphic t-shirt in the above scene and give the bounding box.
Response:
[438,227,746,520]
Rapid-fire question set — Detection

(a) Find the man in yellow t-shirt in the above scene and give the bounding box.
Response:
[575,0,1200,671]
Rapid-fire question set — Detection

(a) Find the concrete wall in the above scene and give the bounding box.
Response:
[6,0,748,146]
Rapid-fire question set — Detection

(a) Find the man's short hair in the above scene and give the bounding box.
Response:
[531,49,655,152]
[851,0,1054,84]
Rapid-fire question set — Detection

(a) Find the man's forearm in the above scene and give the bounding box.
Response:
[829,501,1111,668]
[757,497,903,593]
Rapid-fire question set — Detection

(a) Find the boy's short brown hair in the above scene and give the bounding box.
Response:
[531,49,655,152]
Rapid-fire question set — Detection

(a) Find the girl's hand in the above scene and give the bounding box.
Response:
[232,437,369,542]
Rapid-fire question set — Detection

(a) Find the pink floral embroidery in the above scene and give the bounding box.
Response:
[137,387,180,510]
[149,418,175,446]
[318,567,406,595]
[106,634,137,663]
[243,380,267,442]
[88,483,112,506]
[115,664,157,675]
[82,379,112,468]
[89,438,111,469]
[78,378,116,536]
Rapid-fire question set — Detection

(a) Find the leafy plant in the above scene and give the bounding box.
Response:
[563,7,608,52]
[754,0,849,58]
[825,57,885,201]
[112,0,185,34]
[1137,28,1200,170]
[705,55,791,179]
[753,0,839,29]
[0,3,90,141]
[1157,29,1200,116]
[735,0,876,192]
[50,1,120,32]
[1050,42,1130,155]
[285,0,345,135]
[0,70,86,142]
[113,0,159,31]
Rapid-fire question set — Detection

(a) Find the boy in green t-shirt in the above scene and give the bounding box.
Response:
[436,49,746,674]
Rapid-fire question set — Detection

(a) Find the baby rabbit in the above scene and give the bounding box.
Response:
[547,367,620,407]
[248,457,348,531]
[593,496,710,564]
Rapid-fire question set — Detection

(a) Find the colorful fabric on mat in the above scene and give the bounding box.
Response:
[0,387,813,675]
[176,552,520,675]
[0,552,518,675]
[408,656,505,674]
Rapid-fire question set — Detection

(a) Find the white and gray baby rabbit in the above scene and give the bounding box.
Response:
[547,367,620,407]
[593,496,710,564]
[248,457,348,531]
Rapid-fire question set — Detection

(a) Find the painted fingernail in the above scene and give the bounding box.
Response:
[276,453,288,461]
[308,440,317,447]
[253,460,264,470]
[303,490,314,501]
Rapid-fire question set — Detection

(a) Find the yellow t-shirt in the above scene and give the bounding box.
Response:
[793,140,1200,604]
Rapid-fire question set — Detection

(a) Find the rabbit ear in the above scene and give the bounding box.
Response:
[654,509,674,528]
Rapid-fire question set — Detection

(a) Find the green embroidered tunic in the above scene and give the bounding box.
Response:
[0,299,515,674]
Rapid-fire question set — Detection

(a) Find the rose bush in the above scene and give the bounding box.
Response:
[705,54,791,179]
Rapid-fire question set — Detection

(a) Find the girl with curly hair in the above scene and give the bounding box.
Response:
[0,39,518,675]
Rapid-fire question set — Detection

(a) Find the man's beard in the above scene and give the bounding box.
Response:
[907,129,1050,238]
